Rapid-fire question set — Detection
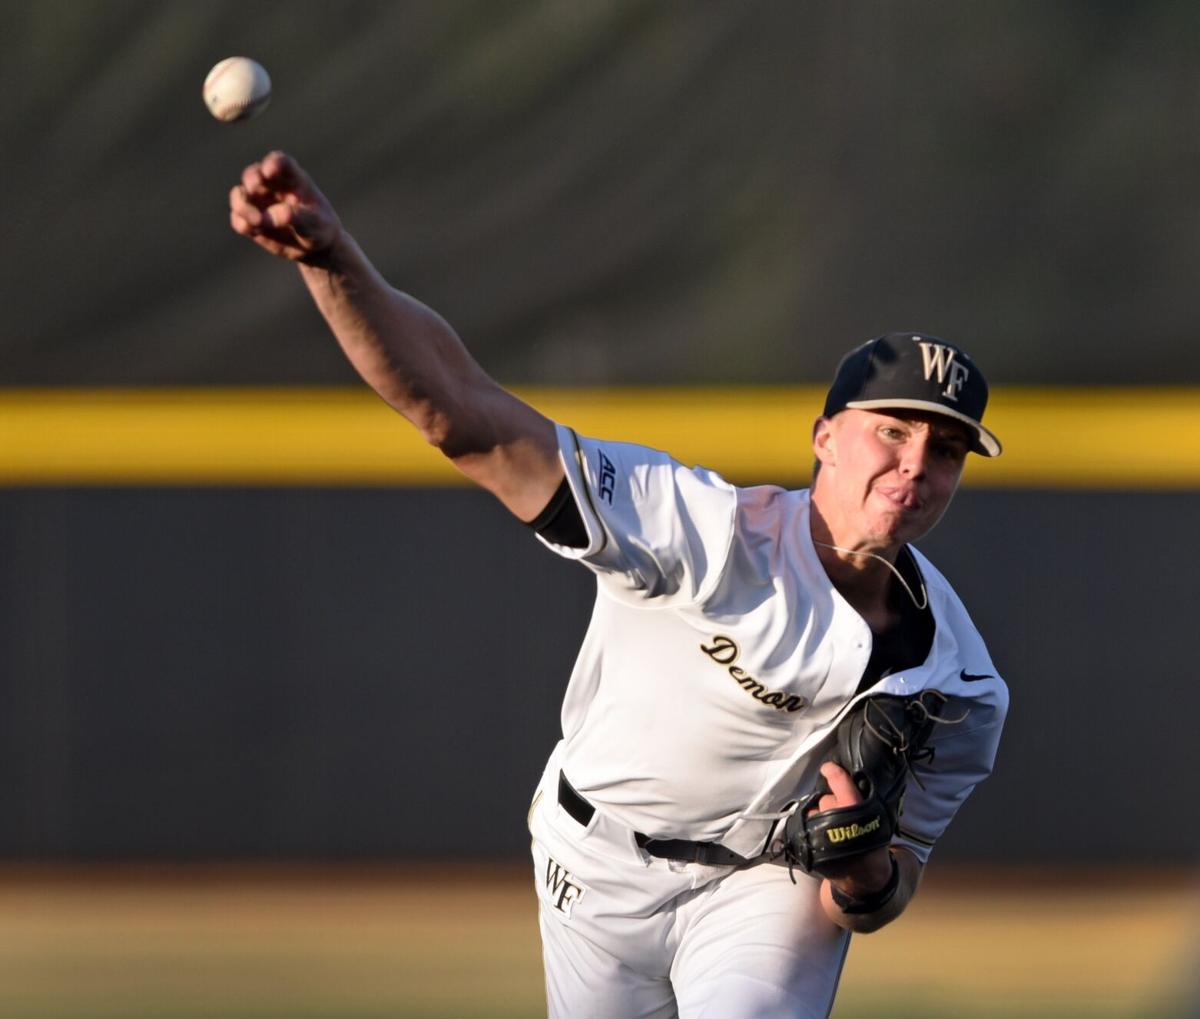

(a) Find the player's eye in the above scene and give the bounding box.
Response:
[933,440,967,462]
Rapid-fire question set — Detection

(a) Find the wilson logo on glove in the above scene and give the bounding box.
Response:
[826,817,882,844]
[779,690,966,879]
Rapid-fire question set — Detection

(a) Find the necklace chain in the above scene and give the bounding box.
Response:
[812,541,929,612]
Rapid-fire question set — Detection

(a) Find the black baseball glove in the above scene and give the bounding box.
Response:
[780,689,957,878]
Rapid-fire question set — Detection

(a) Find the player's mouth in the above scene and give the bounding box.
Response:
[874,485,923,512]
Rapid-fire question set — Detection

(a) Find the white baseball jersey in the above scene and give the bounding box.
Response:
[536,424,1008,865]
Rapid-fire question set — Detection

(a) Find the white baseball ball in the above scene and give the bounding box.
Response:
[203,57,271,122]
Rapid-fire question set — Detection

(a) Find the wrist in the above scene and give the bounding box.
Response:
[828,852,900,914]
[297,230,343,270]
[295,221,352,272]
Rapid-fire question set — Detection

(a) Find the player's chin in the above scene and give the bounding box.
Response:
[872,507,936,546]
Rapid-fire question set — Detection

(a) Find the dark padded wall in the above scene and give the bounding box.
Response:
[0,487,1194,863]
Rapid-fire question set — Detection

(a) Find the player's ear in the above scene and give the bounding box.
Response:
[812,417,837,468]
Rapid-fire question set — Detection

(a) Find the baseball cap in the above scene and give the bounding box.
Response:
[822,332,1002,457]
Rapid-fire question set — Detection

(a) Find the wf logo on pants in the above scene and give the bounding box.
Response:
[545,857,587,918]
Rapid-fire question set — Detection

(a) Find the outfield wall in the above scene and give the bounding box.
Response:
[0,482,1195,864]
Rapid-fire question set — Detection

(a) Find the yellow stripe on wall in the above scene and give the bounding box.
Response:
[1,387,1198,488]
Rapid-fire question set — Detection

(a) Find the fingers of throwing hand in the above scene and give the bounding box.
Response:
[262,201,300,232]
[228,184,293,253]
[239,152,304,203]
[241,162,271,201]
[229,183,301,231]
[229,184,262,227]
[227,151,338,259]
[260,150,308,194]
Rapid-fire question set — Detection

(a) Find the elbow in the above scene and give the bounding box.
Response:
[407,377,497,458]
[419,407,494,461]
[416,411,456,453]
[393,385,474,454]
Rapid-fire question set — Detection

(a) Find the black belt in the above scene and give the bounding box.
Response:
[557,771,752,868]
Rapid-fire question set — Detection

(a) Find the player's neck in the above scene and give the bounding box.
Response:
[818,551,901,632]
[809,503,908,631]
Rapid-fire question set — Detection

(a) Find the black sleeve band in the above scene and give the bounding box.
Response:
[528,475,589,549]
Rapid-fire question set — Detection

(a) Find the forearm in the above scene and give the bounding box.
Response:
[297,233,560,518]
[298,232,492,450]
[230,151,561,519]
[820,846,922,934]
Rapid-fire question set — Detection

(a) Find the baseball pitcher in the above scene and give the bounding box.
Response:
[229,151,1008,1019]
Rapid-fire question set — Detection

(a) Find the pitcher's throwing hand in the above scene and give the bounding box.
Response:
[230,151,341,262]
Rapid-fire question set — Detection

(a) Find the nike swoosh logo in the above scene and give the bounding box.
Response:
[960,669,993,682]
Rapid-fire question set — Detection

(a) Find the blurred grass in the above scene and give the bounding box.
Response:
[836,867,1199,1019]
[0,864,1194,1019]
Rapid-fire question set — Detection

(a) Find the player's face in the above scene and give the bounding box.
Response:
[811,409,969,550]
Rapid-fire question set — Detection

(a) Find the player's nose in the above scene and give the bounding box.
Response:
[897,436,932,478]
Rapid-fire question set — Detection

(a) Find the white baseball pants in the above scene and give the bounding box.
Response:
[527,746,851,1019]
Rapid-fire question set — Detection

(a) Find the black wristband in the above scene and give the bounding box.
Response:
[828,852,900,915]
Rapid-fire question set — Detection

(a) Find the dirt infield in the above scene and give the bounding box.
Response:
[0,863,1193,1019]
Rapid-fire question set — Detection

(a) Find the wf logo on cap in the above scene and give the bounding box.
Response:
[821,331,1003,457]
[915,339,970,403]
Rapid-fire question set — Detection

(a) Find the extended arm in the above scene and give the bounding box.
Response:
[229,151,562,521]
